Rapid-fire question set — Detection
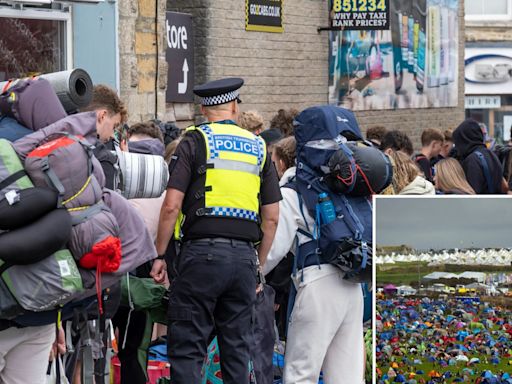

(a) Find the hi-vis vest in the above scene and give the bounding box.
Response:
[187,122,266,222]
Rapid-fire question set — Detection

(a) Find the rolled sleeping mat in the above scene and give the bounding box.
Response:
[37,69,93,113]
[0,208,72,265]
[0,68,93,114]
[325,142,393,196]
[0,187,58,230]
[116,148,170,199]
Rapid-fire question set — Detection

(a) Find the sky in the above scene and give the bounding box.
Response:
[375,197,512,250]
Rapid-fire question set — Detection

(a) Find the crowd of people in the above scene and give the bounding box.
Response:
[376,297,512,384]
[2,71,512,384]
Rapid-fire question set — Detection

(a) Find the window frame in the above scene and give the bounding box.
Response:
[465,0,512,21]
[0,6,73,74]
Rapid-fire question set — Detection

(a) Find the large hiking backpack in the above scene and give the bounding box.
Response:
[0,139,82,319]
[291,105,390,283]
[24,135,122,272]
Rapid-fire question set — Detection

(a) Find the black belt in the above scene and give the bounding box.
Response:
[185,237,252,246]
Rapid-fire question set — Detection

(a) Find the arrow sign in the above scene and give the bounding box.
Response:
[166,12,194,102]
[178,59,189,94]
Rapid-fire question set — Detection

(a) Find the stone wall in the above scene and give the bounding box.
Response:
[114,0,469,148]
[119,0,194,126]
[466,21,512,43]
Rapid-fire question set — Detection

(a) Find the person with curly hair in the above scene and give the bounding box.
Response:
[239,111,264,135]
[260,108,299,145]
[270,108,299,137]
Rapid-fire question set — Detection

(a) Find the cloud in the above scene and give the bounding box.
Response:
[375,197,512,250]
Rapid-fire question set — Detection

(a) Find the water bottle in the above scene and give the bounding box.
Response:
[318,192,336,224]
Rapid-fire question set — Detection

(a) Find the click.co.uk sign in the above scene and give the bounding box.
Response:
[165,12,194,103]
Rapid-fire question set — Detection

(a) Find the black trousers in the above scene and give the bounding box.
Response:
[167,239,257,384]
[112,307,148,384]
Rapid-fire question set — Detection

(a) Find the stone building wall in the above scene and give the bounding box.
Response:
[118,0,466,148]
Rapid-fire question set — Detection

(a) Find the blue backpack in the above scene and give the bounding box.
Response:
[287,106,391,283]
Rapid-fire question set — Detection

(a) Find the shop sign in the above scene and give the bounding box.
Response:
[464,96,501,109]
[246,0,284,33]
[165,12,194,103]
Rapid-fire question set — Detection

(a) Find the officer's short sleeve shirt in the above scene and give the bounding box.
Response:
[167,131,282,205]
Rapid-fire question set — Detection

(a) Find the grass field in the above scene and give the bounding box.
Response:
[378,358,512,382]
[377,262,512,286]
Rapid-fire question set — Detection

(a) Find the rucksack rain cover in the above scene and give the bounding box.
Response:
[293,106,373,280]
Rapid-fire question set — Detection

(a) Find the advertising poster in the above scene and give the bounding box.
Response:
[328,0,459,110]
[330,0,390,30]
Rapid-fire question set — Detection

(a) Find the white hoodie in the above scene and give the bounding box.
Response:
[263,166,339,287]
[399,175,436,195]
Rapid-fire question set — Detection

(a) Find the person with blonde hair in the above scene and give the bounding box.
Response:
[390,151,435,195]
[434,158,475,195]
[239,110,264,135]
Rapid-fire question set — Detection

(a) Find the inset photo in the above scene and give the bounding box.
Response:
[375,197,512,384]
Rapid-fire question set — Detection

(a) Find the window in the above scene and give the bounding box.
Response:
[465,0,512,20]
[0,7,71,82]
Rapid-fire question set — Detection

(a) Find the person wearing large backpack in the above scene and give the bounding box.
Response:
[264,106,391,384]
[112,121,167,384]
[452,119,507,194]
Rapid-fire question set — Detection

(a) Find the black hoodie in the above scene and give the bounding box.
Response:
[452,119,504,194]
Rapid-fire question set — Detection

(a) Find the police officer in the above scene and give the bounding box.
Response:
[151,78,281,384]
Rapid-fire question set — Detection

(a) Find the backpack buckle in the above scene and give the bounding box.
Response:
[40,157,50,172]
[196,208,205,216]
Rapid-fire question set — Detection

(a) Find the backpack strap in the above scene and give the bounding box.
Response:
[40,156,66,205]
[0,170,26,191]
[333,135,358,193]
[69,201,107,226]
[340,195,365,241]
[475,151,495,194]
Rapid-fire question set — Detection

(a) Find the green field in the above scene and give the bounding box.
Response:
[377,262,512,286]
[378,358,512,383]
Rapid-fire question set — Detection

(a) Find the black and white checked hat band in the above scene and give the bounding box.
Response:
[201,90,240,106]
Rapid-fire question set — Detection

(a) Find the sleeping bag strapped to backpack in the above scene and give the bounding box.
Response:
[290,106,382,283]
[0,78,67,131]
[325,140,392,196]
[24,135,122,273]
[0,139,72,264]
[114,145,169,200]
[0,139,82,319]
